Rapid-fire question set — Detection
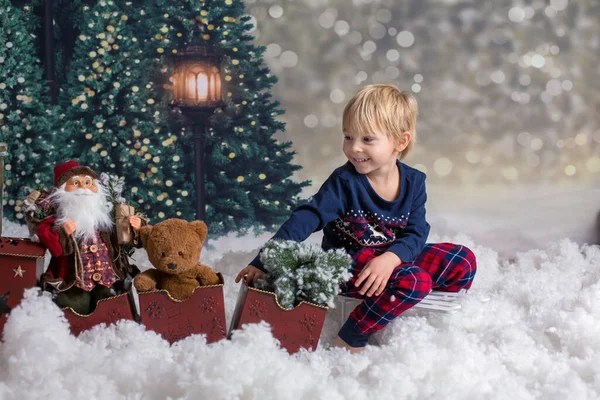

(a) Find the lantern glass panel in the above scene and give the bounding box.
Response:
[171,45,223,108]
[197,73,209,101]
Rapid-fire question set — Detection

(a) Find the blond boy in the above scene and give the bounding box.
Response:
[237,84,477,352]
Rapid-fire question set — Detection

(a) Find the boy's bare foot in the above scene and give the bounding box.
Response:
[331,335,365,354]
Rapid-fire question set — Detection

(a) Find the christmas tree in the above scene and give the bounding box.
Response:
[57,0,310,237]
[0,0,58,221]
[59,0,188,224]
[157,0,311,235]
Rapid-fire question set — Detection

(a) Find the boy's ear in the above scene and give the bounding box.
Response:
[395,131,412,152]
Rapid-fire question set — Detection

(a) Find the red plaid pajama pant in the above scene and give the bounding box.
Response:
[337,243,477,347]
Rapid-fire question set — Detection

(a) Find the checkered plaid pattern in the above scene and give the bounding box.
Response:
[338,243,476,346]
[76,237,117,291]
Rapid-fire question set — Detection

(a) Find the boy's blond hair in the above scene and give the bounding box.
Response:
[342,83,418,159]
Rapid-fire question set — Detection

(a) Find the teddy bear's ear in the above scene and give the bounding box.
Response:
[139,225,153,247]
[189,220,208,242]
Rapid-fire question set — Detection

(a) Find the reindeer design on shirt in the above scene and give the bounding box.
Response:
[367,223,388,240]
[335,217,401,247]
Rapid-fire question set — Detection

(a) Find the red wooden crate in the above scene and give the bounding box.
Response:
[0,237,46,339]
[133,273,226,344]
[229,281,328,354]
[62,292,136,336]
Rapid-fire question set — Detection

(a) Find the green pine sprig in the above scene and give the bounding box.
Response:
[256,239,352,309]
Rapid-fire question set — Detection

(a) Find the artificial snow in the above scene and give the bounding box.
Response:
[1,220,600,399]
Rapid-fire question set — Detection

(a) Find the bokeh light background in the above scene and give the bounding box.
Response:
[244,0,600,251]
[247,0,598,184]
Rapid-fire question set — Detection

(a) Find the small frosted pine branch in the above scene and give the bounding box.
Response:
[259,239,352,308]
[100,172,126,204]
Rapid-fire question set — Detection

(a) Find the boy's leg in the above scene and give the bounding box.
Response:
[337,249,433,347]
[334,244,476,349]
[413,243,477,292]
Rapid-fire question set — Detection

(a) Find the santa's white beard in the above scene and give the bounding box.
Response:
[49,181,114,242]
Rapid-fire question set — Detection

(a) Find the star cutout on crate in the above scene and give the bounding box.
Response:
[13,265,26,278]
[0,292,11,319]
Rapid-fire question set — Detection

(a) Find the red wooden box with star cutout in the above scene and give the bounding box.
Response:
[228,280,328,354]
[131,273,227,344]
[0,237,46,339]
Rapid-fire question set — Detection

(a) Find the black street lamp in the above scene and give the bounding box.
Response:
[170,41,223,221]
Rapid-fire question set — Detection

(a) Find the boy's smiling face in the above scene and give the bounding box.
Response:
[343,128,410,177]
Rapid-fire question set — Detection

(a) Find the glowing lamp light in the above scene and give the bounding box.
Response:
[171,42,223,110]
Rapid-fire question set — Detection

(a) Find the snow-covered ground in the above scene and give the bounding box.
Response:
[1,214,600,399]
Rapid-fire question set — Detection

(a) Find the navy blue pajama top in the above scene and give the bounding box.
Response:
[250,160,431,270]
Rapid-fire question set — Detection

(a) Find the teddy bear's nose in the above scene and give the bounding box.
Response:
[167,263,177,270]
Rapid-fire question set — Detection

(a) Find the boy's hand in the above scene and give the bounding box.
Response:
[235,265,265,285]
[355,252,401,297]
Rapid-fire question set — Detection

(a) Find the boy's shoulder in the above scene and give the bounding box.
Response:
[398,161,427,186]
[400,161,427,182]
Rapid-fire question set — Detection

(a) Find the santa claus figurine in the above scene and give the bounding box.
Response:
[34,160,142,314]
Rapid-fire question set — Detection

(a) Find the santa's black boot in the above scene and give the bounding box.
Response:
[55,287,92,315]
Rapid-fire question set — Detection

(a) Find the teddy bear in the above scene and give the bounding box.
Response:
[134,218,221,301]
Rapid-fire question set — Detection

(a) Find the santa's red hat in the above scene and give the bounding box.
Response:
[54,160,98,187]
